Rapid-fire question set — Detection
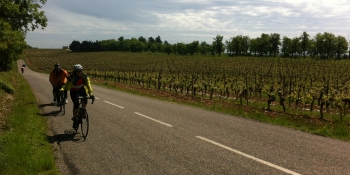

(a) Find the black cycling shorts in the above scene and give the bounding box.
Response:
[70,88,88,109]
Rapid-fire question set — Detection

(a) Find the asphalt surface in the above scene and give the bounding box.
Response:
[18,60,350,175]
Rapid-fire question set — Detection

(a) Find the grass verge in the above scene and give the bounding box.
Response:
[0,61,60,175]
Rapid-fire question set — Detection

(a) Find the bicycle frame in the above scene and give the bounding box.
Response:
[75,95,94,139]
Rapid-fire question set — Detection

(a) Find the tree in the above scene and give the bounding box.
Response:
[249,38,259,56]
[241,36,250,55]
[281,36,292,58]
[156,43,163,52]
[117,36,125,51]
[149,43,157,53]
[69,40,81,52]
[232,35,243,56]
[0,0,48,32]
[334,35,348,59]
[147,37,155,51]
[313,33,325,58]
[225,37,234,56]
[155,35,162,44]
[0,0,47,71]
[0,20,26,71]
[300,31,310,58]
[174,42,187,55]
[323,32,336,58]
[99,39,118,51]
[129,37,139,52]
[213,35,224,55]
[79,40,94,52]
[258,33,270,56]
[291,37,301,58]
[138,36,146,43]
[148,37,155,43]
[164,43,173,55]
[269,33,281,57]
[199,41,210,55]
[187,41,199,55]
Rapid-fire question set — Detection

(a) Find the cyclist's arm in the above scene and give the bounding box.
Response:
[63,78,72,91]
[61,69,69,84]
[85,77,93,96]
[49,71,55,85]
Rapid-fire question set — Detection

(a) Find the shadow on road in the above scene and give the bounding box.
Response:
[39,102,56,108]
[47,130,86,144]
[38,103,64,117]
[38,110,63,117]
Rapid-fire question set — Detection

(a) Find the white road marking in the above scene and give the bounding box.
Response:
[134,112,173,127]
[196,136,301,175]
[104,101,125,108]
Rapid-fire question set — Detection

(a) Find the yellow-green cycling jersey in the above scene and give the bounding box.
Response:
[62,73,93,96]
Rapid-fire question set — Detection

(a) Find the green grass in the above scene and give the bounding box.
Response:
[0,61,60,175]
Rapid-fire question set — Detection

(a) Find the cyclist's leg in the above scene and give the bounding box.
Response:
[54,86,60,104]
[79,88,88,108]
[70,90,80,128]
[52,86,56,102]
[70,90,79,118]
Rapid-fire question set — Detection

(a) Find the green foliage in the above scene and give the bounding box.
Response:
[65,30,348,59]
[226,35,251,56]
[0,20,27,71]
[0,0,48,32]
[69,40,81,52]
[0,80,15,94]
[213,35,224,55]
[0,0,47,72]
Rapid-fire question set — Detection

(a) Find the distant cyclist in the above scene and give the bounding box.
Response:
[63,64,94,128]
[49,63,69,105]
[21,65,24,74]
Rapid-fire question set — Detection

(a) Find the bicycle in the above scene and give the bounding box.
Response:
[58,88,66,115]
[74,95,95,138]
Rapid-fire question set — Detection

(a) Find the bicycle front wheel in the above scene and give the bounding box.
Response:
[80,108,89,138]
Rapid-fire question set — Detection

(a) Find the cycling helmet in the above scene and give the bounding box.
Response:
[73,64,83,70]
[54,63,61,68]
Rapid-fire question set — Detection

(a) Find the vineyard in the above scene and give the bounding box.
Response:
[23,49,350,138]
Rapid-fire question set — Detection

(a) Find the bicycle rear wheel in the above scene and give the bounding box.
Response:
[59,91,65,114]
[80,108,89,138]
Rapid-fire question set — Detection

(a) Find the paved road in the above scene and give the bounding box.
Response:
[18,60,350,175]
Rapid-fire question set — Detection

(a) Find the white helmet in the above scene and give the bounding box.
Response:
[73,64,83,70]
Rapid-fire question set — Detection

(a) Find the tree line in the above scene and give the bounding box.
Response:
[69,32,349,59]
[0,0,47,72]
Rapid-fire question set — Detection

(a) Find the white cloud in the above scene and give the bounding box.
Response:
[25,0,350,48]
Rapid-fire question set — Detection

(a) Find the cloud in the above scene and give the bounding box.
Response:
[25,0,350,48]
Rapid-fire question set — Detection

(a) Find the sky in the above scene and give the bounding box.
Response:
[25,0,350,48]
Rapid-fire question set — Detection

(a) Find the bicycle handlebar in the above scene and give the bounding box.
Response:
[76,96,95,104]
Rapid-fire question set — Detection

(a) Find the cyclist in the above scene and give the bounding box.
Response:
[49,63,69,105]
[21,65,24,74]
[63,64,94,128]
